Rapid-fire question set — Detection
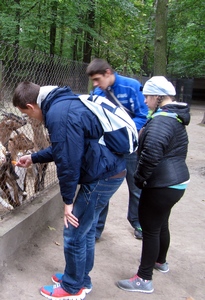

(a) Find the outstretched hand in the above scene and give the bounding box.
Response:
[16,154,32,168]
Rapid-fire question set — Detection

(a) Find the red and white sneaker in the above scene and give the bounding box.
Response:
[51,273,92,294]
[40,284,86,300]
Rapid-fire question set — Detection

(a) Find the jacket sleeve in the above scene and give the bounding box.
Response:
[131,84,148,131]
[134,117,173,186]
[93,87,106,97]
[49,117,85,205]
[31,146,53,163]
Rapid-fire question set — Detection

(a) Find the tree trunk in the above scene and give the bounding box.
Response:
[14,0,20,61]
[154,0,168,76]
[49,0,58,56]
[83,0,95,63]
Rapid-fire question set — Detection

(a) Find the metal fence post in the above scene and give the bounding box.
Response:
[0,60,3,106]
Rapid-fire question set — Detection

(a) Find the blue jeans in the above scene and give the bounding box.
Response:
[95,152,141,239]
[61,177,124,294]
[126,152,141,229]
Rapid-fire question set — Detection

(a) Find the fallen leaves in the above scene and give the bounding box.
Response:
[48,225,56,231]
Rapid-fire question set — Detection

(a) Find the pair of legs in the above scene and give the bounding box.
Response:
[61,177,124,294]
[137,187,185,280]
[95,152,141,239]
[117,187,185,293]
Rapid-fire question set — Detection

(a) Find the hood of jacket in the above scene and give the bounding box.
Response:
[36,86,58,108]
[149,102,190,126]
[40,86,79,120]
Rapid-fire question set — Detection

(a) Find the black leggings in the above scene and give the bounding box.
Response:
[137,187,185,280]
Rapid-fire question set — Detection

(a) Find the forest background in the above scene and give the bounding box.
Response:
[0,0,205,79]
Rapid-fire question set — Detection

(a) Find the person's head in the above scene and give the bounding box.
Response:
[13,81,43,121]
[143,76,176,111]
[86,58,115,90]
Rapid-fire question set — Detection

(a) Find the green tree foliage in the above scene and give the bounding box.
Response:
[0,0,204,77]
[167,0,205,77]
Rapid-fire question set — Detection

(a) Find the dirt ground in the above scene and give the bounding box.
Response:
[0,102,204,300]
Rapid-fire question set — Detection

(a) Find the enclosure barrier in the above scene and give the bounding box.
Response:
[0,42,193,218]
[0,42,88,218]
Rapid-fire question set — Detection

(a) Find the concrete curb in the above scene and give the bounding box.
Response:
[0,183,63,266]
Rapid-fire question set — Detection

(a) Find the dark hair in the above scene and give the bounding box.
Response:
[86,58,114,76]
[13,81,40,109]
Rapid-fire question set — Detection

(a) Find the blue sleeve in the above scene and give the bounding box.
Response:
[132,88,148,131]
[93,87,106,97]
[93,82,148,131]
[31,146,53,163]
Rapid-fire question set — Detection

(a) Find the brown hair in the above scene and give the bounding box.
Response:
[13,81,40,109]
[86,58,114,76]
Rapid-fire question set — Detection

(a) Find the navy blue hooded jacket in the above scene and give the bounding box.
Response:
[31,87,126,204]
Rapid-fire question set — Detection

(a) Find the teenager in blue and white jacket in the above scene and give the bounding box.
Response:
[12,82,126,300]
[86,58,148,240]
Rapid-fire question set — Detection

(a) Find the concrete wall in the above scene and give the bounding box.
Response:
[0,183,63,266]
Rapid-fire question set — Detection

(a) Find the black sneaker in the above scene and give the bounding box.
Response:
[134,227,143,239]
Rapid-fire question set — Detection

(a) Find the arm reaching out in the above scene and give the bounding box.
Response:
[16,154,32,168]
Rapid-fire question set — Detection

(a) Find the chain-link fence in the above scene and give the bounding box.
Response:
[0,42,194,217]
[0,42,89,217]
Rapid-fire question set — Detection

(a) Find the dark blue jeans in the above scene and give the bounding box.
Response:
[95,152,141,239]
[125,152,141,229]
[61,177,124,294]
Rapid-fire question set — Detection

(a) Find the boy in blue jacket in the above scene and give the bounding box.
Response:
[86,58,148,240]
[13,82,126,300]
